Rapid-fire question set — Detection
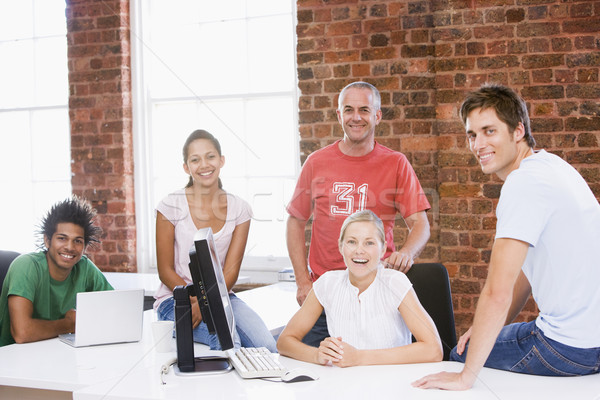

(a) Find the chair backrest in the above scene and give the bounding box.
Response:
[405,263,457,361]
[0,250,21,294]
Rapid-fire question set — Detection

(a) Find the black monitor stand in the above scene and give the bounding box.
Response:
[172,285,232,375]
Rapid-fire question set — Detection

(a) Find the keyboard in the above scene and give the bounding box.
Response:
[226,347,286,379]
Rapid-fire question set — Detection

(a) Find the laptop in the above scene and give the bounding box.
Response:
[59,288,144,347]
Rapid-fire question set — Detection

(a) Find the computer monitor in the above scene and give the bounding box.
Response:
[188,227,236,351]
[173,227,236,374]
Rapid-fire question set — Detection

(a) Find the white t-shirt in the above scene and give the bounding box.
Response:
[313,265,413,350]
[153,189,252,308]
[496,150,600,348]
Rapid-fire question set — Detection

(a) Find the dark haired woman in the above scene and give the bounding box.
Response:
[153,130,276,351]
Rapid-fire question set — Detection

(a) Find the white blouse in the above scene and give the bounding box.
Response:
[153,189,252,308]
[313,264,412,350]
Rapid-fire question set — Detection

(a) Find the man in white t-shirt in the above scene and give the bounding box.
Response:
[414,83,600,390]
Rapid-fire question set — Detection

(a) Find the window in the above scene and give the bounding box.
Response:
[0,0,70,253]
[132,0,299,275]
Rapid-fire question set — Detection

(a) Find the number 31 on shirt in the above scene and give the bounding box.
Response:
[330,182,368,216]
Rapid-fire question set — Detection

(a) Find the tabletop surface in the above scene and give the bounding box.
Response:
[1,287,598,400]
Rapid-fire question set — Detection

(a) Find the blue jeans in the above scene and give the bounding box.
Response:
[301,311,329,348]
[450,321,600,376]
[157,293,277,352]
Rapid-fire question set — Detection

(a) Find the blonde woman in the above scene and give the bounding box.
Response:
[277,210,442,366]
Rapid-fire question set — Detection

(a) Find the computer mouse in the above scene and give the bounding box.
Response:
[281,367,319,383]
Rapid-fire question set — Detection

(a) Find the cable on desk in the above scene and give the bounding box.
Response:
[160,358,178,385]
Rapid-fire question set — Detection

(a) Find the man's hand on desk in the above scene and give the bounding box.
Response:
[411,370,475,391]
[412,327,477,391]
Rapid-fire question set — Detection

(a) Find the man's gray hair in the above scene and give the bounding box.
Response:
[338,81,381,111]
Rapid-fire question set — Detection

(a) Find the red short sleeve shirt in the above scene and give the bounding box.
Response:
[287,141,430,279]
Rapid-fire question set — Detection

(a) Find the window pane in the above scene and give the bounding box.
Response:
[0,40,35,108]
[34,37,68,106]
[31,109,70,181]
[150,20,249,97]
[246,177,297,258]
[33,0,66,37]
[0,111,35,252]
[247,0,292,17]
[0,0,33,40]
[245,97,296,176]
[194,21,248,95]
[150,0,202,28]
[0,111,31,181]
[248,15,295,92]
[197,1,245,22]
[149,24,200,98]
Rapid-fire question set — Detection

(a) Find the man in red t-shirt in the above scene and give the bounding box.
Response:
[286,81,431,346]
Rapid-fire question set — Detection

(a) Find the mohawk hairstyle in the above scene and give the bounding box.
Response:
[38,196,102,249]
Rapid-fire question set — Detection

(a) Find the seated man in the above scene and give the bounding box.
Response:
[0,196,113,346]
[414,83,600,390]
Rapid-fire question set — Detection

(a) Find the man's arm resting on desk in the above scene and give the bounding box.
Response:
[413,238,529,390]
[8,295,76,343]
[286,215,313,305]
[384,210,430,273]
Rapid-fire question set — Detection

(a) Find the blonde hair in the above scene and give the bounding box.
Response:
[338,210,385,250]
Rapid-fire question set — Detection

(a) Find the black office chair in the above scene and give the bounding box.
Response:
[0,250,21,293]
[406,262,457,361]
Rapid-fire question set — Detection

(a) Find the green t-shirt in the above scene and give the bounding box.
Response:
[0,252,113,346]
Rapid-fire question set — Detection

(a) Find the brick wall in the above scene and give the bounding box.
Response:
[66,0,136,272]
[296,0,600,335]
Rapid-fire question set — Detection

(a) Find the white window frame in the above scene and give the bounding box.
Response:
[130,1,299,282]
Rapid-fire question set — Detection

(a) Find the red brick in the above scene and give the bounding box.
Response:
[566,84,600,99]
[522,54,563,69]
[365,17,401,32]
[563,19,600,34]
[431,28,472,42]
[324,50,359,63]
[474,25,513,39]
[516,22,560,37]
[360,47,397,61]
[565,117,600,132]
[326,21,361,36]
[521,85,564,100]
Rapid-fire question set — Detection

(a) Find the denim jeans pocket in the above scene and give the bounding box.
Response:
[511,331,599,376]
[511,346,579,376]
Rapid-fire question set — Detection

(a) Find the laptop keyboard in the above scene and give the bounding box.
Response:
[226,347,286,379]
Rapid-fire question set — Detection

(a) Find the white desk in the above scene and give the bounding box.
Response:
[74,356,600,400]
[1,284,599,400]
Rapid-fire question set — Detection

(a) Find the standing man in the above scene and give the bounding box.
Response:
[287,81,431,346]
[414,83,600,390]
[0,196,113,346]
